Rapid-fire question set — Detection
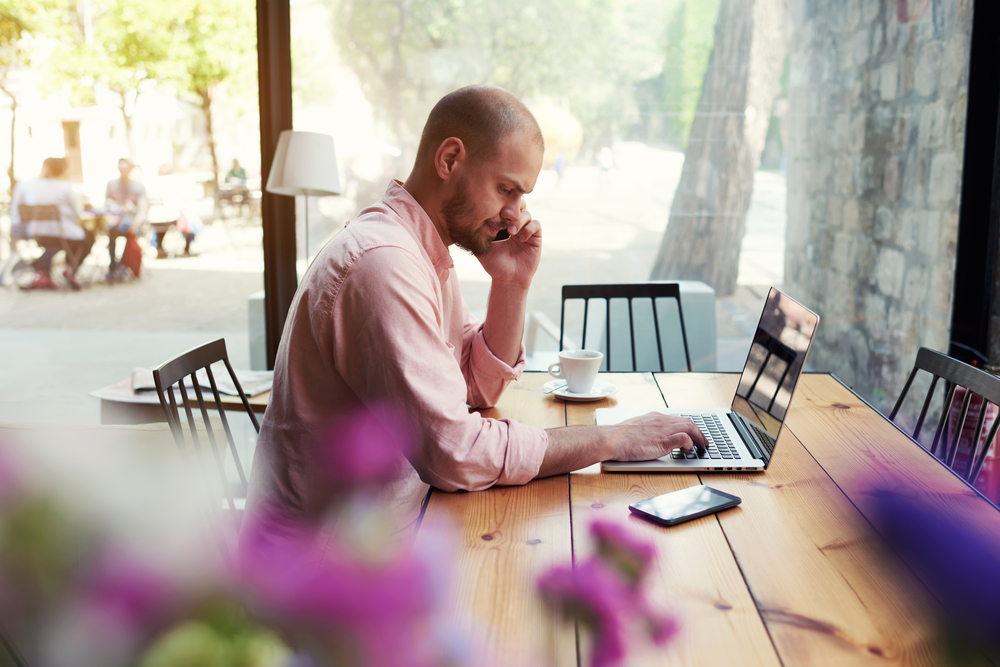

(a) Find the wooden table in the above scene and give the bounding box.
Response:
[414,371,1000,666]
[90,377,270,424]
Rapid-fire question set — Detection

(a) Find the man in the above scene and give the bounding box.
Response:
[245,86,706,534]
[105,158,147,280]
[9,157,93,290]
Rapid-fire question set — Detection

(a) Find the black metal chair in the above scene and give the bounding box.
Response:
[559,283,692,372]
[889,347,1000,485]
[152,339,259,557]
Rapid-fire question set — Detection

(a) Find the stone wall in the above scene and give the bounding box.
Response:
[784,0,972,407]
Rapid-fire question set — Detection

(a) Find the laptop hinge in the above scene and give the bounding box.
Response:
[728,412,767,464]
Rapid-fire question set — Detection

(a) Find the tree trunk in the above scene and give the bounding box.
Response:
[649,0,791,296]
[119,90,136,163]
[2,87,16,197]
[200,88,219,188]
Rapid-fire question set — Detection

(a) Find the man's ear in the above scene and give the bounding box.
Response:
[434,137,465,181]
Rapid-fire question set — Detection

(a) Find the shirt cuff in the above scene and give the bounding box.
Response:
[496,422,548,486]
[470,327,527,381]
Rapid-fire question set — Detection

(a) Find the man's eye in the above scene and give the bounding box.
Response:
[499,186,510,195]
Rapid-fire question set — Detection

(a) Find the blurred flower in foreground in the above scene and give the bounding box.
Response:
[872,490,1000,665]
[538,520,678,667]
[0,403,469,667]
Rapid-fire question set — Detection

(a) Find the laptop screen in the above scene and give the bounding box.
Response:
[731,288,819,465]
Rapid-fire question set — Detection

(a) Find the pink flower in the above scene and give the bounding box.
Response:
[538,523,679,667]
[589,520,656,589]
[320,404,414,489]
[238,517,455,667]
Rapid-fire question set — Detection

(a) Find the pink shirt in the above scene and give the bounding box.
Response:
[245,181,549,532]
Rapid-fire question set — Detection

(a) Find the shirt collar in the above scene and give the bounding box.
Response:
[380,180,454,274]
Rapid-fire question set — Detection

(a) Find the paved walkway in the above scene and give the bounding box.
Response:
[0,142,786,425]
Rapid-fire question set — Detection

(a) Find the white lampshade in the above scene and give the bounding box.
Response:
[265,130,341,197]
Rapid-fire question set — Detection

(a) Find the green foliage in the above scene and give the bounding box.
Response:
[328,0,673,155]
[661,0,721,147]
[179,0,255,100]
[137,599,291,667]
[0,0,61,79]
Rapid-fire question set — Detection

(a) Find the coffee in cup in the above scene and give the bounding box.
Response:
[548,350,603,393]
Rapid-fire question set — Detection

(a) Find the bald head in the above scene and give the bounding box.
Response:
[414,85,544,170]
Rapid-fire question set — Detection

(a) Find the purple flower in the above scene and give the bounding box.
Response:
[320,404,414,489]
[872,490,1000,650]
[538,558,632,667]
[238,517,453,667]
[539,523,678,667]
[590,520,656,589]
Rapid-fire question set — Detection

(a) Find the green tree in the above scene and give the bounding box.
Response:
[52,0,186,162]
[329,0,671,166]
[0,0,58,194]
[177,0,256,187]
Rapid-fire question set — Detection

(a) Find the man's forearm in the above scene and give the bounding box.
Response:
[482,280,529,367]
[537,425,618,477]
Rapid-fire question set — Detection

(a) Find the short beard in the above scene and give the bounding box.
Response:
[441,174,492,257]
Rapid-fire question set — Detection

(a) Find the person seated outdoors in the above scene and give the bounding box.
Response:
[244,86,706,539]
[104,158,148,281]
[9,157,94,290]
[226,158,248,184]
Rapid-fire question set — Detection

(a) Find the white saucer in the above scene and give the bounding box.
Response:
[544,380,619,402]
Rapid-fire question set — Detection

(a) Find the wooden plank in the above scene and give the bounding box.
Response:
[568,373,780,666]
[415,372,574,665]
[786,374,1000,607]
[656,373,944,665]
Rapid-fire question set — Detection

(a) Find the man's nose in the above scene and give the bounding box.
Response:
[501,198,521,224]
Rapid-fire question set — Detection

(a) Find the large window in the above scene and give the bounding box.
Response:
[291,0,975,417]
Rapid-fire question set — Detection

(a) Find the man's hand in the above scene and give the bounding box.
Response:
[477,201,542,288]
[537,413,708,478]
[608,412,708,461]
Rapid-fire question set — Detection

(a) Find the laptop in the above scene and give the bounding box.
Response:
[598,287,819,473]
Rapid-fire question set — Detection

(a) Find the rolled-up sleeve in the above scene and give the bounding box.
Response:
[330,246,547,491]
[460,297,527,409]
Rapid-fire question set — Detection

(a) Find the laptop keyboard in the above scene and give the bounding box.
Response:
[674,414,743,460]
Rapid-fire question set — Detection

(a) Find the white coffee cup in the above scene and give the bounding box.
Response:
[548,350,603,393]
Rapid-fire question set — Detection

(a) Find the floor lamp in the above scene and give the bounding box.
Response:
[265,130,341,278]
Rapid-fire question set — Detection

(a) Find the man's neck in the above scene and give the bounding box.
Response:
[402,174,452,247]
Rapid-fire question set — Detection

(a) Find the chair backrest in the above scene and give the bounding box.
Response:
[152,338,259,521]
[889,347,1000,485]
[19,204,60,223]
[559,283,692,372]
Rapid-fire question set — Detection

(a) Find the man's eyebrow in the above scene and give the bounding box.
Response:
[503,177,527,194]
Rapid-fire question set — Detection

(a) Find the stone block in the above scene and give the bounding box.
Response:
[902,260,928,308]
[896,210,920,252]
[854,156,876,195]
[950,92,967,150]
[919,210,942,256]
[857,239,878,279]
[879,62,899,101]
[836,157,855,196]
[914,42,944,97]
[870,21,885,59]
[876,247,906,299]
[874,206,894,241]
[850,113,867,153]
[854,27,870,64]
[901,150,925,205]
[832,231,855,274]
[865,290,887,327]
[827,197,843,230]
[883,157,901,200]
[942,33,971,90]
[928,152,960,204]
[938,210,959,254]
[918,100,948,150]
[841,198,857,232]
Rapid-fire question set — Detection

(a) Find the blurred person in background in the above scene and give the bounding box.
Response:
[226,158,247,184]
[104,158,148,280]
[9,157,94,290]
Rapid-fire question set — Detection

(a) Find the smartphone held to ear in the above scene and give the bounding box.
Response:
[629,485,741,526]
